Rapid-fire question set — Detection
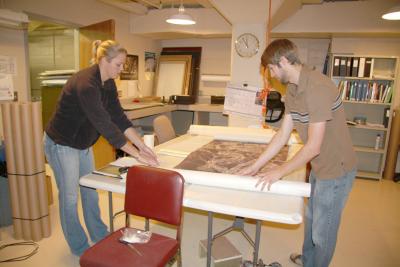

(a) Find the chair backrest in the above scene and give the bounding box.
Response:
[125,166,184,226]
[153,115,176,144]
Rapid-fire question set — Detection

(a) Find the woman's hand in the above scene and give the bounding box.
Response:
[137,145,159,166]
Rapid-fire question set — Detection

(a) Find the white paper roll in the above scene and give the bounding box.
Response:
[173,169,310,197]
[143,134,154,149]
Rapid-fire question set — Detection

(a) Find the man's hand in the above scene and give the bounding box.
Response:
[237,164,260,176]
[255,167,284,191]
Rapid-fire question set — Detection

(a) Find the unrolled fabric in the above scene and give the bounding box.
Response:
[175,140,288,175]
[173,140,309,197]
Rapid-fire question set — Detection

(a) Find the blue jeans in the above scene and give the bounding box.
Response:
[44,134,108,256]
[302,169,356,267]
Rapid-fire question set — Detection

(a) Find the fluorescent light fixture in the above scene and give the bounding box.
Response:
[382,5,400,20]
[166,1,196,25]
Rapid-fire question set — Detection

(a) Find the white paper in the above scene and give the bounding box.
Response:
[158,135,214,157]
[110,157,139,167]
[0,55,16,75]
[0,74,14,100]
[224,83,263,118]
[173,169,310,197]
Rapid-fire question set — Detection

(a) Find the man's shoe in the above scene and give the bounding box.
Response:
[289,253,303,266]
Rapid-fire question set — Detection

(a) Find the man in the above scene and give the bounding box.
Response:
[239,39,356,267]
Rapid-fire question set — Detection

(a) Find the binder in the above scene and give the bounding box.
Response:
[351,57,359,77]
[332,57,340,76]
[346,57,352,77]
[358,57,366,78]
[339,57,347,77]
[364,58,372,78]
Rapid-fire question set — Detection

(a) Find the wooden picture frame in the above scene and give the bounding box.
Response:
[120,54,138,80]
[154,55,192,99]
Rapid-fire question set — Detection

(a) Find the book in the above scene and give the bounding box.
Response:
[93,164,127,178]
[346,57,352,77]
[333,57,340,76]
[351,57,359,77]
[364,58,373,77]
[358,57,366,77]
[339,57,347,77]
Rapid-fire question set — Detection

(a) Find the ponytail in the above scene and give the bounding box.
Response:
[90,40,127,65]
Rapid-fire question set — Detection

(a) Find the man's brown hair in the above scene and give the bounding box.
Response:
[261,39,302,67]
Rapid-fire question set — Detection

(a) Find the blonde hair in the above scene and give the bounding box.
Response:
[91,40,127,65]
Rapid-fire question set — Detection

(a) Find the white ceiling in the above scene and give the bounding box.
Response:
[98,0,400,39]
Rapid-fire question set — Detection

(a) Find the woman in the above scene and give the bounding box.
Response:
[44,40,158,256]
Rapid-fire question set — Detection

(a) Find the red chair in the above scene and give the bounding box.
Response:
[80,166,185,267]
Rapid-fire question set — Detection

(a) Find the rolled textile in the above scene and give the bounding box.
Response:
[188,125,300,145]
[172,169,310,197]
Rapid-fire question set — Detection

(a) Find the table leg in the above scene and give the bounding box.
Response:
[207,211,213,267]
[252,220,262,265]
[108,191,114,232]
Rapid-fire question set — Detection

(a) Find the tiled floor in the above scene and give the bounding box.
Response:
[1,174,399,267]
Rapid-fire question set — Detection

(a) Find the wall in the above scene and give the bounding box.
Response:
[161,38,232,99]
[0,27,30,102]
[4,0,162,97]
[0,27,30,139]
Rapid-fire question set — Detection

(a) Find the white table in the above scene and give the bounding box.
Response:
[80,134,306,266]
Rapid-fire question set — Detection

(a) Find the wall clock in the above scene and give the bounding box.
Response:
[234,33,259,58]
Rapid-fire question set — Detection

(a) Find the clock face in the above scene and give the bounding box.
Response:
[234,33,259,58]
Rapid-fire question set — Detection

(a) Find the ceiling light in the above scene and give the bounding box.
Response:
[382,5,400,20]
[166,1,196,25]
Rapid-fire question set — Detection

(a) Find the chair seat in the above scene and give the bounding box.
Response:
[80,227,179,267]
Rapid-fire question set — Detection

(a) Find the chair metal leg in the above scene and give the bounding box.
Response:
[108,192,114,232]
[177,248,182,267]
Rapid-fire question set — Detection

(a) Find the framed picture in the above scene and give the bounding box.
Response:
[120,54,138,80]
[154,55,192,99]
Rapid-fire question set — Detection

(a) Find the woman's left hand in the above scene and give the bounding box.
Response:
[138,145,159,166]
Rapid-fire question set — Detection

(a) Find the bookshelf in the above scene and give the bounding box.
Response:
[330,54,398,180]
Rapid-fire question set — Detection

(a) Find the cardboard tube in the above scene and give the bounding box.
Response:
[1,103,22,239]
[20,103,41,240]
[32,102,45,168]
[32,102,51,238]
[12,103,32,239]
[384,109,400,180]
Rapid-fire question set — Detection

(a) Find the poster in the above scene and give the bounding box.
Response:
[145,52,156,81]
[120,54,138,80]
[145,52,156,72]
